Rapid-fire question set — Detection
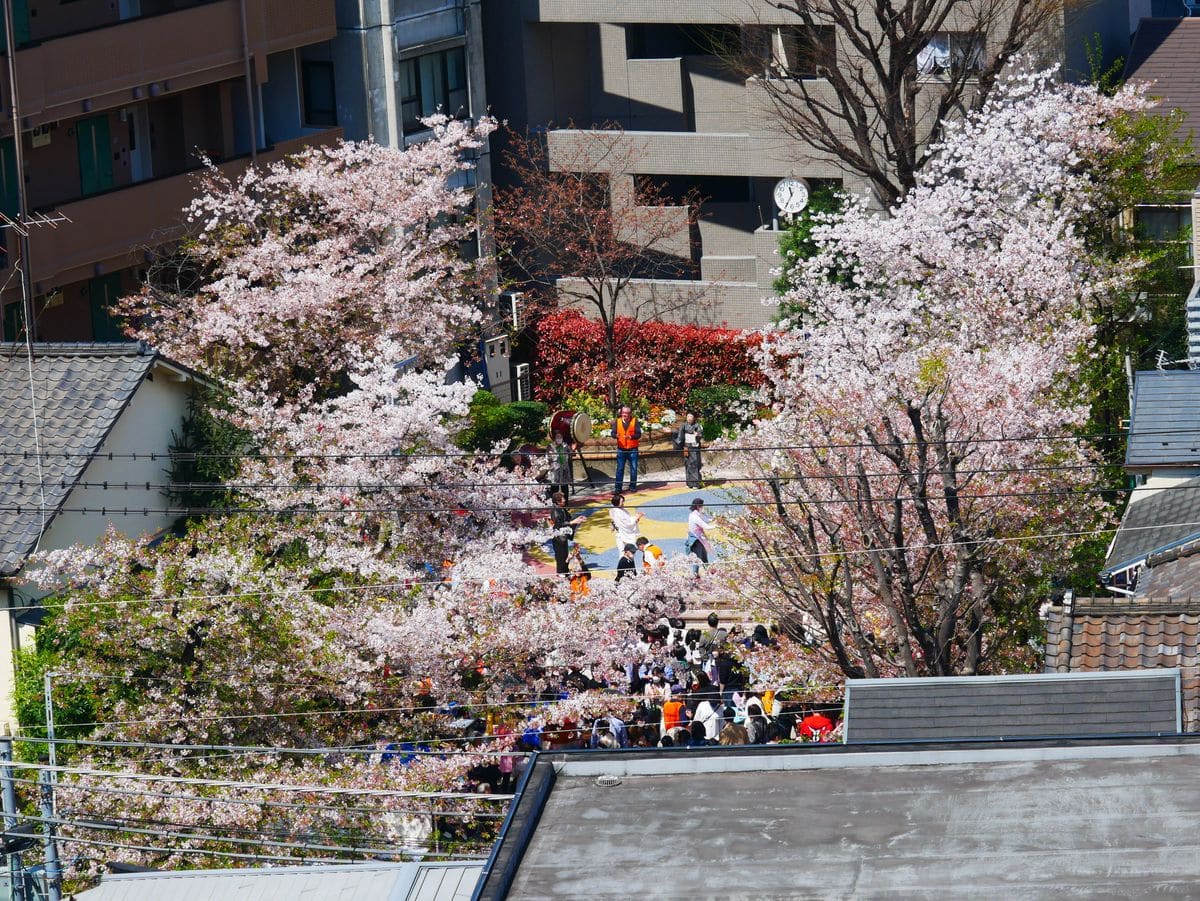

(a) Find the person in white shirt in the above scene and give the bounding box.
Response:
[609,492,643,553]
[693,697,724,744]
[686,497,716,574]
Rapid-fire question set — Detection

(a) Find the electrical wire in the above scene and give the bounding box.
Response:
[11,734,522,762]
[7,508,1186,618]
[0,458,1135,493]
[3,423,1196,459]
[23,811,436,859]
[5,774,507,819]
[8,470,1193,516]
[8,263,47,557]
[0,486,1139,516]
[9,760,513,800]
[49,832,369,865]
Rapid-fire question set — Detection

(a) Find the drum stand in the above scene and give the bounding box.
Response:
[573,443,596,491]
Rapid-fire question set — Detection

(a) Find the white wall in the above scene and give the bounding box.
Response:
[0,364,194,732]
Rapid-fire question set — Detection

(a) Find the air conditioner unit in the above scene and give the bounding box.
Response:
[502,291,525,331]
[514,363,531,402]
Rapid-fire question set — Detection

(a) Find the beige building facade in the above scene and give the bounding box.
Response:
[484,0,1132,328]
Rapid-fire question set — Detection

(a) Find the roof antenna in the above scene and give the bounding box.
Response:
[1156,350,1189,371]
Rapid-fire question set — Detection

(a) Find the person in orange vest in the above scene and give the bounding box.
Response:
[610,405,642,493]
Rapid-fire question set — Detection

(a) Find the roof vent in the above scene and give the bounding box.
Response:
[595,774,621,787]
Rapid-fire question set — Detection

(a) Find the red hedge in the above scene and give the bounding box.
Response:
[532,309,764,408]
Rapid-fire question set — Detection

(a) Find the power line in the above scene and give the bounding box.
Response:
[0,459,1130,494]
[0,479,1149,516]
[8,507,1162,619]
[1,423,1191,461]
[11,760,513,801]
[6,774,507,819]
[48,831,368,866]
[12,734,519,761]
[27,811,416,859]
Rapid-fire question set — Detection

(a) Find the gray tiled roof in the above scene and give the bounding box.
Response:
[1126,369,1200,468]
[1102,477,1200,573]
[1136,538,1200,597]
[842,671,1179,742]
[0,343,160,576]
[1125,18,1200,147]
[76,861,483,901]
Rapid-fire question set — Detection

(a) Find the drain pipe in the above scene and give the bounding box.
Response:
[240,0,258,162]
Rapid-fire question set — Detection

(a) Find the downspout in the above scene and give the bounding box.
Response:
[239,0,258,162]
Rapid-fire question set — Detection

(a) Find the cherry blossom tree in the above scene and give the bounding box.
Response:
[119,116,493,402]
[722,69,1156,680]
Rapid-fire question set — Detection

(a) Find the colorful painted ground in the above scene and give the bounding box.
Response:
[531,481,745,578]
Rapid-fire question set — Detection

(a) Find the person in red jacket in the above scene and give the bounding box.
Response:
[799,710,835,741]
[611,405,642,493]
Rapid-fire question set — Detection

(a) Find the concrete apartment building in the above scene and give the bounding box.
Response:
[321,0,513,397]
[483,0,1132,329]
[0,0,343,344]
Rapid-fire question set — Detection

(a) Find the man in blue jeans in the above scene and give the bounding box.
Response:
[611,405,642,493]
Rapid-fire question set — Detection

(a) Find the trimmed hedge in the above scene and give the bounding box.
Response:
[533,309,763,409]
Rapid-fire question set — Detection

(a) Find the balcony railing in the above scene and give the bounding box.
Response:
[10,129,342,296]
[0,0,335,136]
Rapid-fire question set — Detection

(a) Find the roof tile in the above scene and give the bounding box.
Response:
[0,343,159,575]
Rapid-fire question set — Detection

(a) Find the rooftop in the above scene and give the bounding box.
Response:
[0,342,195,576]
[478,737,1200,899]
[1102,476,1200,574]
[1044,596,1200,729]
[842,671,1179,742]
[1124,369,1200,469]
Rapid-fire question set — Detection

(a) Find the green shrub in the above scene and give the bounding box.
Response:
[687,384,756,441]
[560,389,612,424]
[456,390,549,452]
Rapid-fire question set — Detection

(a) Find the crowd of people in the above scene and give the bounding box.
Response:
[497,614,838,759]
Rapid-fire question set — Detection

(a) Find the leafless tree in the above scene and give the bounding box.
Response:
[727,0,1069,207]
[492,126,706,407]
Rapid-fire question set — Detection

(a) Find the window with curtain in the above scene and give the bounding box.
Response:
[777,26,836,78]
[400,47,469,134]
[916,33,983,76]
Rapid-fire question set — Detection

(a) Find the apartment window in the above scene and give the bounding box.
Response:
[1135,205,1192,243]
[777,26,836,78]
[916,33,983,76]
[399,47,468,134]
[301,60,337,128]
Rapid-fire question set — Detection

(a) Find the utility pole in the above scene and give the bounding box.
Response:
[41,673,53,804]
[40,672,59,901]
[1,0,36,342]
[0,737,25,901]
[36,769,59,901]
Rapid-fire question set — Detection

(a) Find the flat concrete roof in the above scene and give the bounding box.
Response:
[483,740,1200,899]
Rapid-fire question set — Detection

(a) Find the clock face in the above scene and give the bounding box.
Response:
[773,177,810,214]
